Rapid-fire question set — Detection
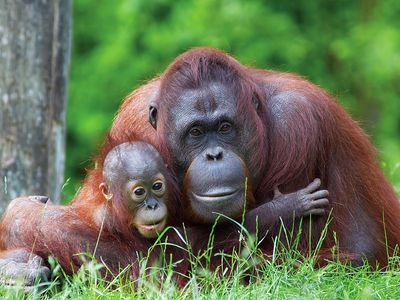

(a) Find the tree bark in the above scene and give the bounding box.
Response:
[0,0,71,213]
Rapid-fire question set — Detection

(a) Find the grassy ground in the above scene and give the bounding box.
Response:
[2,223,400,300]
[1,253,400,299]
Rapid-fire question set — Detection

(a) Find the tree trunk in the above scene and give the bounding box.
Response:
[0,0,71,213]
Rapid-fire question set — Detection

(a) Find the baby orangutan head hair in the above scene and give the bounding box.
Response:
[100,142,170,239]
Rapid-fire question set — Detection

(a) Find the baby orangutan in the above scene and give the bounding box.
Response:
[98,142,171,239]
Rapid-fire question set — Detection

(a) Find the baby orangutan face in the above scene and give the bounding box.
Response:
[103,142,169,239]
[126,172,168,238]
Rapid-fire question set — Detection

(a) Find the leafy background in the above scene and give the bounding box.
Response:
[64,0,400,202]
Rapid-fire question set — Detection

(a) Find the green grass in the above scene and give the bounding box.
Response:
[2,251,400,299]
[2,220,400,300]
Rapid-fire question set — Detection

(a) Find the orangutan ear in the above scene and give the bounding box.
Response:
[99,182,113,201]
[252,95,260,111]
[149,105,158,130]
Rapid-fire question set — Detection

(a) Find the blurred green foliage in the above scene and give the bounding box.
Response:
[64,0,400,201]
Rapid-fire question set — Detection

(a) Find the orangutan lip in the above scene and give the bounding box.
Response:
[139,220,164,231]
[192,189,240,202]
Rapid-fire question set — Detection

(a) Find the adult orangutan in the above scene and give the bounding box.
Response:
[0,47,399,285]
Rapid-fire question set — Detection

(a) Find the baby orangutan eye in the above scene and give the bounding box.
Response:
[152,182,163,190]
[134,187,145,196]
[152,180,166,196]
[131,185,147,202]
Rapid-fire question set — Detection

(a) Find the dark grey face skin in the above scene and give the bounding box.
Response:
[164,83,250,222]
[103,142,168,238]
[185,149,247,223]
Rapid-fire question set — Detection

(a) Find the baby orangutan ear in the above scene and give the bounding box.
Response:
[99,182,113,201]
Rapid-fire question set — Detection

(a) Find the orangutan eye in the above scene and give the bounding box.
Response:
[134,187,145,196]
[152,182,163,191]
[152,179,166,196]
[131,185,147,202]
[218,122,232,133]
[189,126,203,137]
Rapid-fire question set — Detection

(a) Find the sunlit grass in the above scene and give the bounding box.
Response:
[2,213,400,300]
[2,248,400,299]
